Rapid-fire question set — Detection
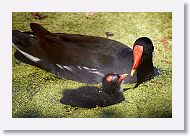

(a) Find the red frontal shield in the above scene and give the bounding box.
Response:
[131,45,143,76]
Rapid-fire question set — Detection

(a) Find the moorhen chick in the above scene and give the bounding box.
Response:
[60,73,128,108]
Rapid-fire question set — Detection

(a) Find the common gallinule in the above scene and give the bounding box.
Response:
[12,23,158,86]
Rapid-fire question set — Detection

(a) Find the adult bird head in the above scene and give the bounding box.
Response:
[131,37,154,76]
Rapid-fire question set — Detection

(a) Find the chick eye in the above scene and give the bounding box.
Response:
[112,74,119,82]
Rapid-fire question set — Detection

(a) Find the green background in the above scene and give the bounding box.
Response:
[12,12,172,118]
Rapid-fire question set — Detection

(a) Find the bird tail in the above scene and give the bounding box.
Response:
[12,30,42,62]
[30,23,52,36]
[12,30,37,49]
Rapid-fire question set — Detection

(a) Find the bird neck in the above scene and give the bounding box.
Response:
[137,55,154,84]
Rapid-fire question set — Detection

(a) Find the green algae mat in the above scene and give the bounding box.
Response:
[12,12,172,118]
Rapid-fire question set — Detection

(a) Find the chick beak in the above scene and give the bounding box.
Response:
[131,45,143,76]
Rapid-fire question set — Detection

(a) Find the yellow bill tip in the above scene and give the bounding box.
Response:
[123,73,128,77]
[131,69,136,76]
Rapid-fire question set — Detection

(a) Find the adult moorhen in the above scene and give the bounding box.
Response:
[12,23,158,86]
[60,73,127,108]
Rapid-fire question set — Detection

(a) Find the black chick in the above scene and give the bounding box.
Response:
[60,73,128,108]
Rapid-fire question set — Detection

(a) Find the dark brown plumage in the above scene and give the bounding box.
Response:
[12,23,157,86]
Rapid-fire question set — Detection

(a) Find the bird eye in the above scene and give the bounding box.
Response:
[112,74,119,82]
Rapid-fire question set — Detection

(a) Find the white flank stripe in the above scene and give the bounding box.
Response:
[56,64,75,73]
[83,66,98,71]
[89,71,104,77]
[29,34,34,37]
[83,66,90,70]
[56,64,63,69]
[12,43,40,62]
[77,66,82,70]
[90,68,97,71]
[63,66,75,72]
